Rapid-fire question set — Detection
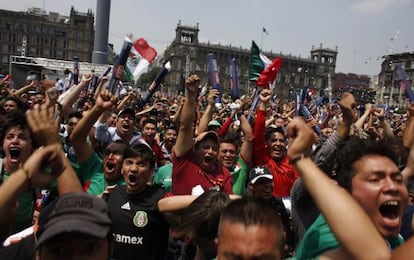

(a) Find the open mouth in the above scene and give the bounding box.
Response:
[379,201,400,220]
[128,174,137,184]
[105,161,115,171]
[122,123,130,130]
[204,156,214,164]
[9,148,21,160]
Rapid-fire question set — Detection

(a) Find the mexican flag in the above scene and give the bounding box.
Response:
[126,38,157,82]
[256,57,282,89]
[248,40,271,82]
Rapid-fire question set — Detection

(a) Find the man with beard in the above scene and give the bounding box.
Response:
[252,88,298,197]
[71,90,127,194]
[172,75,232,195]
[103,143,170,259]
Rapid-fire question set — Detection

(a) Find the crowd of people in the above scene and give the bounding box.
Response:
[1,69,414,259]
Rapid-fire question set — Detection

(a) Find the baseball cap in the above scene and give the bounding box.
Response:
[35,193,112,248]
[249,166,273,184]
[194,131,219,147]
[117,107,135,119]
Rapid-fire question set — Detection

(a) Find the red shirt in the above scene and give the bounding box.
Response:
[171,149,233,195]
[253,110,298,197]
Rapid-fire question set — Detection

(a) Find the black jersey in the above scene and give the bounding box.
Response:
[104,185,169,260]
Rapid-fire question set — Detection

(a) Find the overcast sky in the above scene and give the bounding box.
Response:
[1,0,413,76]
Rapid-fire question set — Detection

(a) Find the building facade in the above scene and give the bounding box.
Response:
[0,7,94,73]
[162,21,338,100]
[378,52,414,108]
[334,73,374,104]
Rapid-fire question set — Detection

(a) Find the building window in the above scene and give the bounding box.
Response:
[56,50,63,59]
[2,56,8,63]
[2,32,9,41]
[30,47,36,56]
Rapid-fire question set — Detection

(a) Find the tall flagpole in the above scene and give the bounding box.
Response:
[260,30,264,50]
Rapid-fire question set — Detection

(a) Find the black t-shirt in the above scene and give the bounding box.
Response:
[104,185,169,260]
[0,235,35,260]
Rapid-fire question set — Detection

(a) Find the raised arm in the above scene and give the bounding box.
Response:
[239,113,254,163]
[174,75,200,157]
[252,88,271,165]
[70,89,117,163]
[0,144,77,243]
[26,102,83,195]
[403,103,414,148]
[287,118,389,260]
[353,103,372,131]
[60,73,93,120]
[196,88,219,135]
[374,108,394,138]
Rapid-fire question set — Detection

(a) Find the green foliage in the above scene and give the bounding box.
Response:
[135,66,162,90]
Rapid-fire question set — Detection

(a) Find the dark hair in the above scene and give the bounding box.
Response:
[335,136,400,192]
[68,111,83,120]
[265,126,285,140]
[219,131,239,145]
[175,191,231,241]
[218,197,284,248]
[3,96,25,111]
[142,118,157,128]
[0,110,37,148]
[123,143,155,169]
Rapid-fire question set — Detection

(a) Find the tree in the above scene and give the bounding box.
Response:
[135,66,162,90]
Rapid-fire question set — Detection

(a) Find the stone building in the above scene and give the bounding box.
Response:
[378,52,414,108]
[162,21,338,100]
[0,7,94,73]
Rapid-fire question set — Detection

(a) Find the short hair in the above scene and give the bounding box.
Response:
[142,118,157,128]
[175,191,231,241]
[218,197,284,247]
[219,131,239,145]
[123,143,155,169]
[0,110,37,148]
[335,136,400,192]
[67,111,83,120]
[265,126,285,141]
[3,96,25,111]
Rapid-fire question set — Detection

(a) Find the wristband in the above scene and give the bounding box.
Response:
[289,153,310,165]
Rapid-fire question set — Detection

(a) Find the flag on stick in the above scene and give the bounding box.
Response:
[230,58,240,100]
[249,41,266,82]
[108,37,133,95]
[301,104,322,137]
[395,64,414,104]
[246,87,262,123]
[256,57,282,89]
[126,38,157,82]
[207,53,223,109]
[141,61,171,106]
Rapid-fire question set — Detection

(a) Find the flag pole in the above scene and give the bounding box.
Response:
[260,29,264,50]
